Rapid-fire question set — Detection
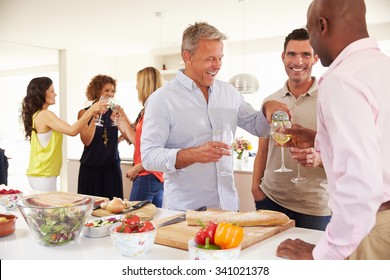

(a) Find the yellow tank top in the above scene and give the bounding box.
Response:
[26,111,63,177]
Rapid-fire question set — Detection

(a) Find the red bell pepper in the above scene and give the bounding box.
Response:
[194,220,218,245]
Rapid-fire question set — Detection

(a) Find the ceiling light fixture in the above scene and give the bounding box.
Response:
[229,0,259,94]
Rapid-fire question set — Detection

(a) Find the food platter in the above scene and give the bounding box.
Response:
[91,201,157,220]
[82,215,123,238]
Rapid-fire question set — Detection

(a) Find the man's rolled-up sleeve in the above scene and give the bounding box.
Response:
[141,95,180,174]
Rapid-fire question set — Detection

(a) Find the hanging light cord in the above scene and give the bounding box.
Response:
[229,0,260,94]
[241,0,245,72]
[156,12,162,57]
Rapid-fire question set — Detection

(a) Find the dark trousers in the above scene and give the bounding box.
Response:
[130,174,164,208]
[255,196,331,231]
[0,148,8,185]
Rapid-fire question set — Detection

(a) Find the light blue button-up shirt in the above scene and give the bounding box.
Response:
[141,70,269,211]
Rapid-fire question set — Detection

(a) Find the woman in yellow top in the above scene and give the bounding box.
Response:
[21,77,105,191]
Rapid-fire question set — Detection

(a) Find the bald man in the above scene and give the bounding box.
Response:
[276,0,390,260]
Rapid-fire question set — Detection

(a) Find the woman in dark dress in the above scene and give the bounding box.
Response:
[77,75,123,199]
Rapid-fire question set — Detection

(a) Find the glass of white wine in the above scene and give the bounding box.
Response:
[270,111,293,172]
[109,97,120,126]
[95,95,110,127]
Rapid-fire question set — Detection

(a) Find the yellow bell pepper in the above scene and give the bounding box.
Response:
[214,222,244,249]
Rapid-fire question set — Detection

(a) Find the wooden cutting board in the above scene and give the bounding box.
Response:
[155,213,295,251]
[25,191,92,207]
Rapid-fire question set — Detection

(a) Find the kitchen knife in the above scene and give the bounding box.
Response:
[122,200,151,214]
[157,205,207,228]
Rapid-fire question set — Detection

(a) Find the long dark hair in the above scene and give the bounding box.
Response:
[21,77,53,140]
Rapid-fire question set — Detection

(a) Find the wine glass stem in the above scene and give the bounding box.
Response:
[280,146,286,168]
[297,163,301,178]
[97,113,102,123]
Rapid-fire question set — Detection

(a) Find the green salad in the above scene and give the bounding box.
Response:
[26,207,87,246]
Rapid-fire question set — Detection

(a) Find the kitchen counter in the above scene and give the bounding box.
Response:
[0,206,323,260]
[69,156,256,173]
[67,157,258,212]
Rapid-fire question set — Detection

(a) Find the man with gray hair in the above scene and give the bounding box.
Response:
[141,22,287,211]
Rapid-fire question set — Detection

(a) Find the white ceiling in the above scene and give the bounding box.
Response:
[1,0,390,71]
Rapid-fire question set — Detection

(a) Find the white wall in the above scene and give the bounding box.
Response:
[59,50,115,159]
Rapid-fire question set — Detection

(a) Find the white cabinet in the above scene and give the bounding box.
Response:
[234,171,256,212]
[233,158,256,212]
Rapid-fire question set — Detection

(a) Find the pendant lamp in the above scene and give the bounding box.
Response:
[229,0,259,94]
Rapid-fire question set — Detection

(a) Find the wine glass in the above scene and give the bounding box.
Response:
[290,147,308,184]
[109,97,120,126]
[291,163,308,184]
[94,95,110,127]
[270,111,292,172]
[213,127,234,176]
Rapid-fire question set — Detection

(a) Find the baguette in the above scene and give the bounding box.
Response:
[186,209,290,226]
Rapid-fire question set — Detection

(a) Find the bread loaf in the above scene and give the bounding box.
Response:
[186,209,290,226]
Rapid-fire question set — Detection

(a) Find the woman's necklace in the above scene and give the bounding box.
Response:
[102,124,108,147]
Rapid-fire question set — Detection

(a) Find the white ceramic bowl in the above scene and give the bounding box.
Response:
[82,215,123,238]
[0,191,23,210]
[109,224,156,257]
[188,239,241,260]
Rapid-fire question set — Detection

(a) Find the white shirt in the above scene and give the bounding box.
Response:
[141,69,269,211]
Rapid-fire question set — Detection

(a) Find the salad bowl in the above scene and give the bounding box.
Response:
[16,192,93,246]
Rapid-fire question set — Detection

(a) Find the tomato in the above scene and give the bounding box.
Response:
[123,225,132,233]
[139,221,154,232]
[0,189,21,194]
[122,214,140,226]
[114,225,124,232]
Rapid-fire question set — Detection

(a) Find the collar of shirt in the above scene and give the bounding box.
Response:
[176,69,215,94]
[319,38,379,85]
[279,77,318,99]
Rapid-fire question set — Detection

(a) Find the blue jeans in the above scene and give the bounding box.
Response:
[129,174,164,208]
[255,197,331,231]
